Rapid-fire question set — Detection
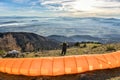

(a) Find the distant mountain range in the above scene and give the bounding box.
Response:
[47,35,120,43]
[0,32,120,52]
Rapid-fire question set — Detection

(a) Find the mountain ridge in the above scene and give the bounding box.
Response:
[0,32,59,52]
[0,32,120,52]
[47,34,120,43]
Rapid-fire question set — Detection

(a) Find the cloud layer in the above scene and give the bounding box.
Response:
[0,0,120,17]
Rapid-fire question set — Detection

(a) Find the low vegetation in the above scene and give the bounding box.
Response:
[1,42,120,58]
[21,42,120,58]
[0,50,6,56]
[106,45,116,52]
[1,42,120,80]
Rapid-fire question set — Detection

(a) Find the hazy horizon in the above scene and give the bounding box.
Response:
[0,16,120,38]
[0,0,120,38]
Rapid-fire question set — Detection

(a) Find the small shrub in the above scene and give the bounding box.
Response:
[20,53,25,58]
[83,43,87,48]
[35,54,39,57]
[92,46,98,49]
[0,50,6,55]
[26,52,30,54]
[74,42,80,47]
[106,46,116,51]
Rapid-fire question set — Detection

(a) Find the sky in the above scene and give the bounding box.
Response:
[0,0,120,17]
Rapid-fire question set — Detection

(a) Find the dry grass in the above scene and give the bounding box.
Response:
[23,43,120,58]
[1,43,120,80]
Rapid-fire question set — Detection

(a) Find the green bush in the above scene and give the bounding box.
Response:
[83,43,87,48]
[92,46,98,49]
[74,42,80,47]
[106,46,116,51]
[0,50,6,55]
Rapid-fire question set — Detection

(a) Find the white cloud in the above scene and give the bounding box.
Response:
[39,0,120,17]
[95,1,120,8]
[0,0,120,17]
[40,0,74,11]
[41,0,120,10]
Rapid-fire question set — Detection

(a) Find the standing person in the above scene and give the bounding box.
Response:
[61,42,68,56]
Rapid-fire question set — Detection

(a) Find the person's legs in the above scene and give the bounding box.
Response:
[61,49,67,56]
[63,50,66,55]
[65,51,66,55]
[61,50,64,55]
[63,52,65,55]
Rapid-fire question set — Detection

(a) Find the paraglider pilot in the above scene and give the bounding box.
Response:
[61,42,68,56]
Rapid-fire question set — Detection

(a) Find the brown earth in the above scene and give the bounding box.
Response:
[0,33,21,51]
[0,32,60,52]
[1,67,120,80]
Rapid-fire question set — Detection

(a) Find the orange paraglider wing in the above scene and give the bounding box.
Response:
[0,51,120,76]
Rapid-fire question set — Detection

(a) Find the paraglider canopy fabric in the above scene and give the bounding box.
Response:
[7,50,19,54]
[0,51,120,76]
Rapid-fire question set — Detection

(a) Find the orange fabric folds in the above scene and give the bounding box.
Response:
[0,51,120,76]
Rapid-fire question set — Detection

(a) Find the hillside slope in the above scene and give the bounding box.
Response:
[0,32,59,52]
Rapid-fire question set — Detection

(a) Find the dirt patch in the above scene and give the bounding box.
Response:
[1,67,120,80]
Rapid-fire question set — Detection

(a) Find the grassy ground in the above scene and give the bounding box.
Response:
[23,42,120,58]
[1,42,120,80]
